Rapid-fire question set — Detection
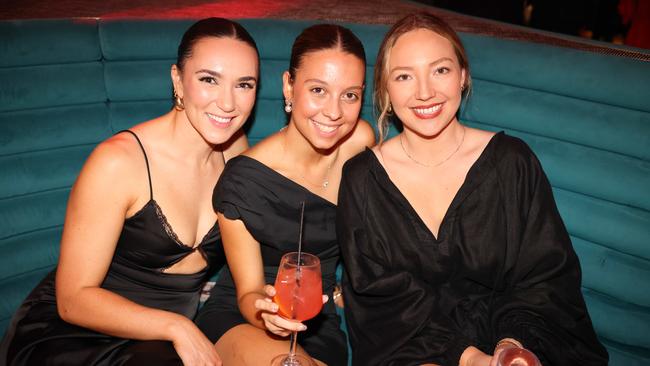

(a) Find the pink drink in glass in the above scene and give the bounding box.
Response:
[496,347,542,366]
[274,265,322,322]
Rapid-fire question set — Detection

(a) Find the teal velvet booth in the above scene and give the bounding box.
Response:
[1,18,649,365]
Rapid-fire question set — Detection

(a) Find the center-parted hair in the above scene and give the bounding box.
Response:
[374,13,472,142]
[176,17,259,71]
[288,24,366,80]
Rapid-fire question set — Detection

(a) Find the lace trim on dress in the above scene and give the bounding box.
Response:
[152,200,215,250]
[155,200,211,274]
[153,200,192,249]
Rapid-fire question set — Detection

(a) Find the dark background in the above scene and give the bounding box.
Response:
[416,0,650,49]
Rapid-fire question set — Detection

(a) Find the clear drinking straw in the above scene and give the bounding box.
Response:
[296,201,305,280]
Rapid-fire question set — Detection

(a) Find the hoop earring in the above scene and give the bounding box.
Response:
[173,90,185,111]
[284,100,293,113]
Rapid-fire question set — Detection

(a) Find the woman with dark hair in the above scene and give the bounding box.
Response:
[195,24,374,366]
[0,17,259,366]
[338,12,608,366]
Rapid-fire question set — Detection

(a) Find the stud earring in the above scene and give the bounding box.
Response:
[284,100,293,113]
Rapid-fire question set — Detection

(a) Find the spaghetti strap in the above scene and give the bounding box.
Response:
[116,130,153,200]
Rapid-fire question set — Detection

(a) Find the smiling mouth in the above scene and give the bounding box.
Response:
[412,103,443,117]
[311,119,339,133]
[207,112,234,125]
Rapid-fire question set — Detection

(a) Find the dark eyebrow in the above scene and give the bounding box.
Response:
[238,76,257,82]
[304,78,328,84]
[195,69,257,82]
[389,57,454,74]
[305,78,363,90]
[195,69,221,77]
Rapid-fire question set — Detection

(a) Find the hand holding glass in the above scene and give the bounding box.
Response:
[270,252,322,366]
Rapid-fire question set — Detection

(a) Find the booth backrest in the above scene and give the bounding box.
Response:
[1,18,649,365]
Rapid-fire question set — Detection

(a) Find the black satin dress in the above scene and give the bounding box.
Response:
[338,132,608,366]
[0,130,225,366]
[195,155,348,366]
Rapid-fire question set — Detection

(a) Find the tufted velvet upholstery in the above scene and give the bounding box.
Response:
[0,18,648,365]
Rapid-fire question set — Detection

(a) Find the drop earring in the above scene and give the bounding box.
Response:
[284,100,293,113]
[173,89,185,111]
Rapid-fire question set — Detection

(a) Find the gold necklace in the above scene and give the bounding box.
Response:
[399,126,466,167]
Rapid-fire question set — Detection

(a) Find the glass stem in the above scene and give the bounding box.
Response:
[288,330,298,358]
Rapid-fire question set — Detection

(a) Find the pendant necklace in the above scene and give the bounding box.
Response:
[296,148,340,189]
[284,129,340,189]
[400,126,466,167]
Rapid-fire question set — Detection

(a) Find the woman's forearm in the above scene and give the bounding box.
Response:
[57,286,192,342]
[237,291,269,330]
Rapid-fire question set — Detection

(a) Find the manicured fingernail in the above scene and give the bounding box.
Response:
[272,304,278,311]
[299,325,307,331]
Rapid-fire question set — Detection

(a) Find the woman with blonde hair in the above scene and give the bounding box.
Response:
[338,12,608,366]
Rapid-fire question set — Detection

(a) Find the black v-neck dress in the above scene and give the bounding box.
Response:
[195,155,348,366]
[338,132,608,366]
[0,130,225,365]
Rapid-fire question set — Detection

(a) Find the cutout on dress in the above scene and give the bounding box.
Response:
[162,248,209,274]
[153,201,212,275]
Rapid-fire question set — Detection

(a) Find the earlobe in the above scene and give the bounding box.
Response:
[282,70,294,100]
[460,68,467,90]
[171,65,183,95]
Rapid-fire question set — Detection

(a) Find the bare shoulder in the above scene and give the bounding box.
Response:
[352,118,377,146]
[242,130,284,166]
[370,135,400,165]
[87,132,143,175]
[100,114,179,173]
[73,131,147,206]
[340,118,376,159]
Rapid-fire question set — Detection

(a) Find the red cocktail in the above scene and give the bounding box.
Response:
[274,264,323,321]
[271,252,322,366]
[496,347,542,366]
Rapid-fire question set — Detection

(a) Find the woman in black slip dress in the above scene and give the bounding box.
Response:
[194,24,375,366]
[0,17,259,366]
